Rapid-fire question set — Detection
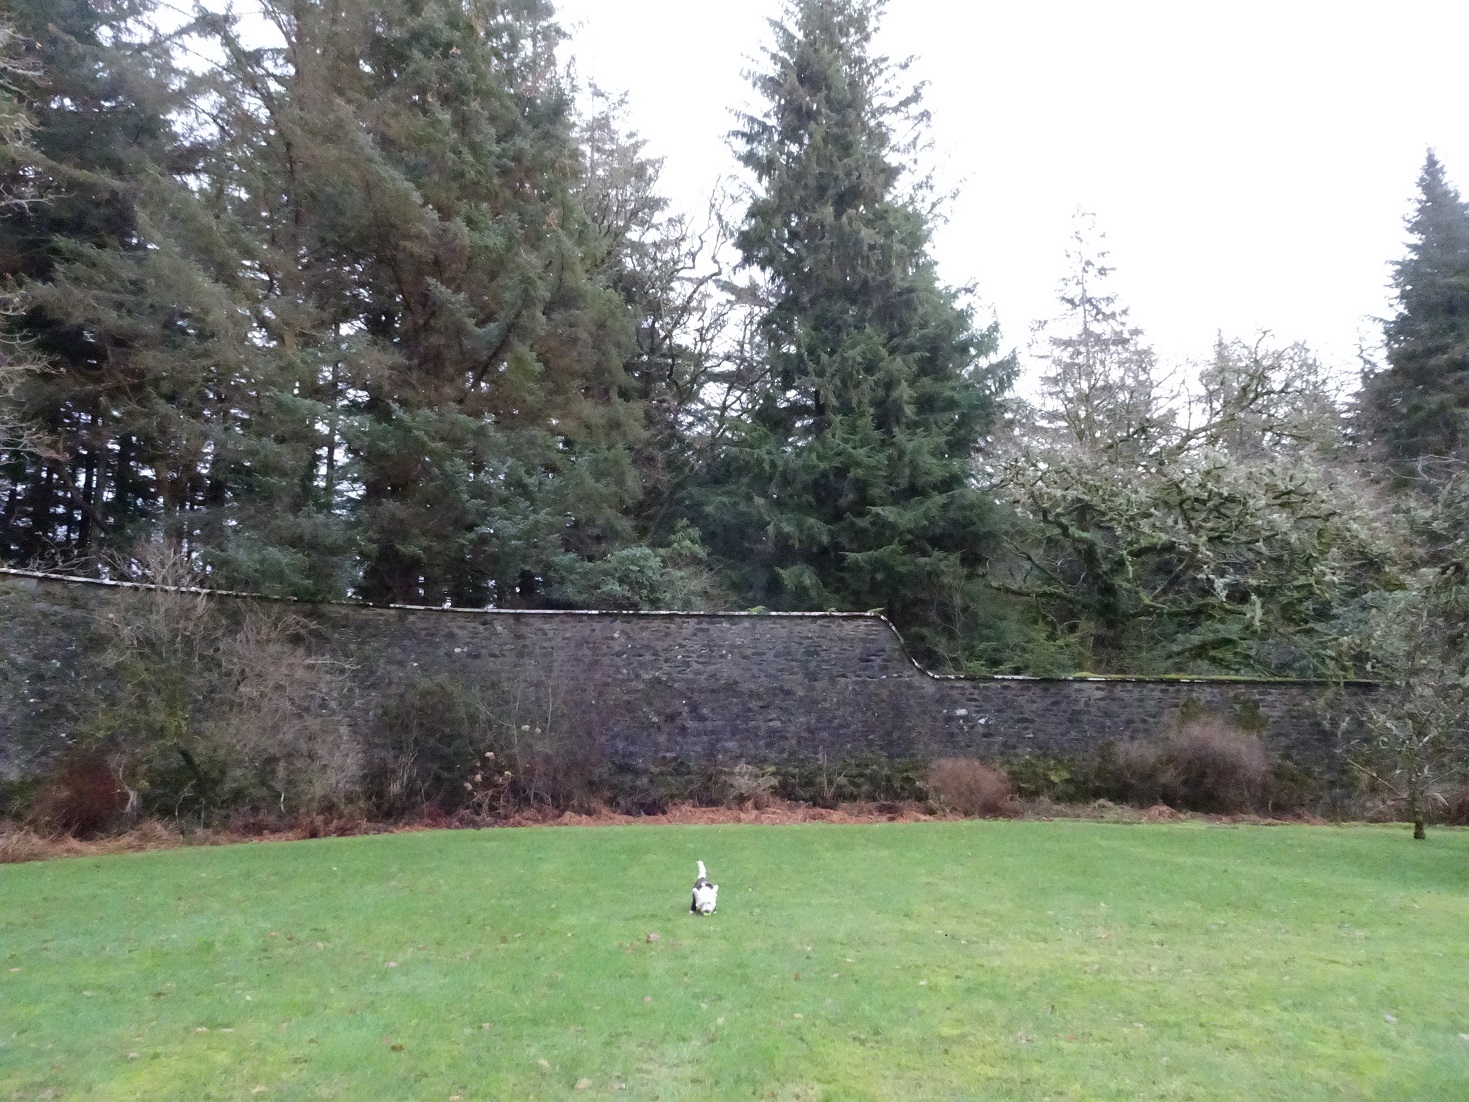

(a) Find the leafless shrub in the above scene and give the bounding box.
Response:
[28,748,129,837]
[374,675,491,815]
[505,726,605,813]
[927,758,1017,818]
[1445,783,1469,827]
[210,608,362,816]
[1091,722,1268,813]
[1160,718,1269,813]
[463,751,516,818]
[82,547,365,822]
[717,762,777,809]
[1091,740,1165,806]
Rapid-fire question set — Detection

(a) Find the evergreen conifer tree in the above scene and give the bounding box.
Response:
[0,0,262,570]
[0,14,41,453]
[212,0,647,607]
[1363,151,1469,466]
[701,0,1013,659]
[1030,214,1170,462]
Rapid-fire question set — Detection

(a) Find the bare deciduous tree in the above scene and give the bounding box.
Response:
[992,216,1399,674]
[1342,594,1468,839]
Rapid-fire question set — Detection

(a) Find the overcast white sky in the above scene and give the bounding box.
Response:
[554,0,1469,384]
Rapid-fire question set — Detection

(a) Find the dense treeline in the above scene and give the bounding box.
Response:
[1,0,1466,702]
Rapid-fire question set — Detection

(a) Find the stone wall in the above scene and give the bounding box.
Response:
[0,570,1368,780]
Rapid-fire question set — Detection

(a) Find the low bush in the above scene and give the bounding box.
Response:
[1160,719,1269,813]
[1444,784,1469,826]
[716,762,778,809]
[1090,740,1165,807]
[1004,753,1090,803]
[774,754,928,807]
[1087,722,1271,814]
[602,759,726,815]
[510,738,606,814]
[373,675,490,816]
[29,748,131,837]
[1264,757,1332,816]
[927,758,1016,818]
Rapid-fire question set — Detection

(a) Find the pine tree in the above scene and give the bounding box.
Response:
[212,0,646,607]
[1364,151,1469,466]
[1030,214,1170,461]
[0,0,261,569]
[0,14,41,453]
[701,0,1013,659]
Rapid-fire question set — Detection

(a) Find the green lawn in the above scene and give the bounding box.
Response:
[2,822,1467,1101]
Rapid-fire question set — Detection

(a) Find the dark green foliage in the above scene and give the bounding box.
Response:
[373,675,494,815]
[698,0,1014,665]
[0,0,271,569]
[208,0,647,606]
[1362,151,1469,466]
[1002,754,1091,804]
[0,0,1446,697]
[600,758,719,816]
[0,14,41,453]
[0,0,683,607]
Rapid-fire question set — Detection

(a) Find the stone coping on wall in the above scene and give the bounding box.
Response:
[0,566,1372,689]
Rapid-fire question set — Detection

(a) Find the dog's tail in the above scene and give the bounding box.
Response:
[697,860,707,881]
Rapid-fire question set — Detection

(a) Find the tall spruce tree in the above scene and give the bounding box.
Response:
[701,0,1013,659]
[0,0,266,573]
[0,14,40,453]
[1030,214,1170,462]
[212,0,647,607]
[1363,151,1469,466]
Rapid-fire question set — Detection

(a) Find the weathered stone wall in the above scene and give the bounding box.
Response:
[0,570,1367,780]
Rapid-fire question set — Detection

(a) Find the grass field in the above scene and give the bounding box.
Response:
[2,821,1468,1101]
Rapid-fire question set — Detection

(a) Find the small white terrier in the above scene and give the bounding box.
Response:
[690,860,718,915]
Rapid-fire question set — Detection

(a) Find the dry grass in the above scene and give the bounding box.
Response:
[0,820,184,864]
[0,796,1353,866]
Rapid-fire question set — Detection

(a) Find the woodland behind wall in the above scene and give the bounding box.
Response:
[0,571,1368,790]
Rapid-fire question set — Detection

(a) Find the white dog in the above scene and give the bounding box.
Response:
[690,860,718,915]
